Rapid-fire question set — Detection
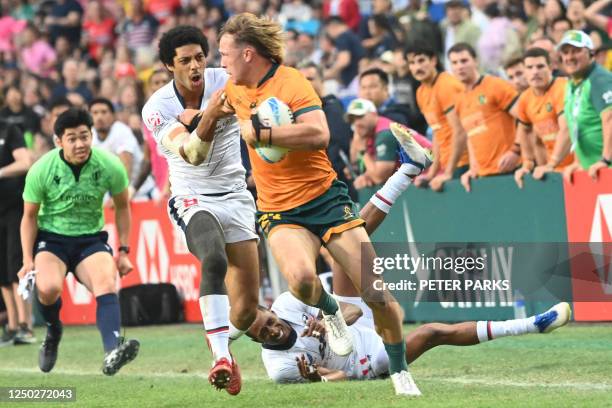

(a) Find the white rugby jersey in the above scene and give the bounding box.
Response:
[141,68,246,195]
[262,292,388,383]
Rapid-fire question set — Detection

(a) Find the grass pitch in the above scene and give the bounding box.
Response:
[1,323,611,407]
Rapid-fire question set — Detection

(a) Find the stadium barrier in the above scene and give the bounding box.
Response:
[359,168,612,322]
[57,170,611,324]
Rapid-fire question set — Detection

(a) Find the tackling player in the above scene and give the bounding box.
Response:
[248,291,570,384]
[141,25,260,395]
[18,108,139,375]
[219,13,432,396]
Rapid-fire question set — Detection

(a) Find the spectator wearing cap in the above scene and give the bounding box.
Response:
[441,0,481,70]
[558,30,612,181]
[346,98,400,189]
[358,67,412,129]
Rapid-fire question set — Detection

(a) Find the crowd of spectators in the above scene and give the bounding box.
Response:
[0,0,611,345]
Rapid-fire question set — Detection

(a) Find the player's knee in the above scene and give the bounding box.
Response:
[37,284,62,305]
[287,267,318,300]
[230,301,257,330]
[417,323,444,346]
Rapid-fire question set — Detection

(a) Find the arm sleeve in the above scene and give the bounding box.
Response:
[493,77,519,112]
[438,76,463,114]
[142,100,179,143]
[106,153,130,195]
[515,93,531,125]
[375,130,399,162]
[22,161,43,204]
[285,70,322,119]
[589,71,612,114]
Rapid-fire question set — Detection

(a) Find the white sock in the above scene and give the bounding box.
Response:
[228,320,245,343]
[476,317,537,342]
[199,295,231,362]
[369,164,415,213]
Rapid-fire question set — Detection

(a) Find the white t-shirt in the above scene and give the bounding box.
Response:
[261,292,389,383]
[141,68,246,196]
[92,120,155,197]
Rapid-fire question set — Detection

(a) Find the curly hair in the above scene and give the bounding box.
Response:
[220,13,285,64]
[158,25,209,66]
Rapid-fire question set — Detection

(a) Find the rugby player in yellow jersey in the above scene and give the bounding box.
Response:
[219,13,432,396]
[514,47,573,188]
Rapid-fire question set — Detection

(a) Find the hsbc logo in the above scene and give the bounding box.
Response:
[589,194,612,294]
[137,220,170,284]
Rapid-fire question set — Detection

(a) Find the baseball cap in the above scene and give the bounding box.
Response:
[557,30,594,51]
[344,98,377,122]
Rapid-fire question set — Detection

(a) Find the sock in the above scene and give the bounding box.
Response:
[96,294,121,353]
[39,298,62,334]
[314,289,339,315]
[384,341,408,374]
[228,320,245,343]
[199,295,231,362]
[369,164,415,214]
[476,317,537,342]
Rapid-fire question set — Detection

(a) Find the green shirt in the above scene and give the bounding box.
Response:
[23,147,129,236]
[564,63,612,168]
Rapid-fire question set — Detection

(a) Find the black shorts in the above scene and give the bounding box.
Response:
[34,230,113,273]
[0,205,23,286]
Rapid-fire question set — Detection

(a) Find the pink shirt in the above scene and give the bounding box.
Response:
[21,40,57,78]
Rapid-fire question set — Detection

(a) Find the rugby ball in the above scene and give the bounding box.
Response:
[254,97,294,163]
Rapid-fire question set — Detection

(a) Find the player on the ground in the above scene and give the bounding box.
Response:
[18,108,139,375]
[248,291,570,384]
[141,25,260,395]
[219,13,432,396]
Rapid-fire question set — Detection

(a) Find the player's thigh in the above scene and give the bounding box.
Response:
[74,252,117,297]
[326,225,377,293]
[268,227,321,285]
[34,251,68,299]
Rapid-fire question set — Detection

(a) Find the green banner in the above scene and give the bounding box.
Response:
[359,173,570,322]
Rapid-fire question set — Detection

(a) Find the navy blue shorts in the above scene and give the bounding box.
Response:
[34,230,113,273]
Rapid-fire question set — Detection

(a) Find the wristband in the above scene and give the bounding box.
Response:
[250,113,272,146]
[601,157,612,166]
[511,143,521,155]
[118,245,130,254]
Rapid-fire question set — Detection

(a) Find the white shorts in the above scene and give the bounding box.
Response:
[167,190,258,244]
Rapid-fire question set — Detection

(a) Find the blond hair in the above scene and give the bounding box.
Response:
[220,13,285,64]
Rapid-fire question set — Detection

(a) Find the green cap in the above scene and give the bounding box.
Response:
[557,30,594,51]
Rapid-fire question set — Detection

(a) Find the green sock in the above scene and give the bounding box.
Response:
[384,341,408,374]
[314,290,339,315]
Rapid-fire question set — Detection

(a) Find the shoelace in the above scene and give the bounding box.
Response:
[326,314,344,339]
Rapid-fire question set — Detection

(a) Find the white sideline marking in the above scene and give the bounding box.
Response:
[2,367,611,391]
